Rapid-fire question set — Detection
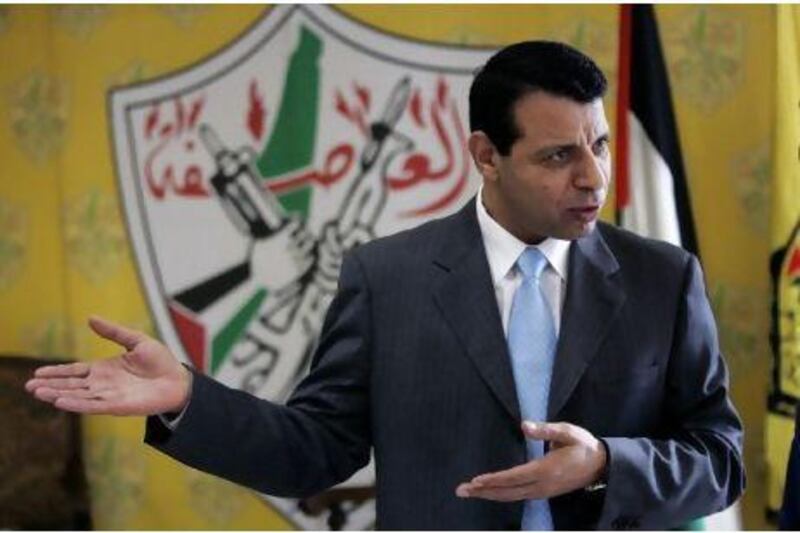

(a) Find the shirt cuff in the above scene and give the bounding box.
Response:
[585,437,610,492]
[157,365,193,430]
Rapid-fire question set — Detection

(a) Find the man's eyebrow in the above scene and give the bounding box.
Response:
[530,131,611,158]
[532,143,577,157]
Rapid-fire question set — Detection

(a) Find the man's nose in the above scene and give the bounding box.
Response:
[574,151,607,191]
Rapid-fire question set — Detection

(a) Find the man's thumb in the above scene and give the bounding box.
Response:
[522,421,575,444]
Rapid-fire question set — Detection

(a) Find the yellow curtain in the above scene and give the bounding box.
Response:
[0,4,776,528]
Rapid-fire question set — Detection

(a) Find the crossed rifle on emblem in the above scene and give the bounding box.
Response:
[194,77,413,400]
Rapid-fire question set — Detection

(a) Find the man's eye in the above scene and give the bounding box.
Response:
[544,149,570,163]
[593,138,610,155]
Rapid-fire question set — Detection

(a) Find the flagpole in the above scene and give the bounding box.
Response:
[614,4,632,227]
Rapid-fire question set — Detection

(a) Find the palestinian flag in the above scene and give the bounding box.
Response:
[615,4,697,253]
[615,5,740,529]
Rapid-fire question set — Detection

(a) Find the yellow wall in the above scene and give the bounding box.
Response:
[0,4,778,529]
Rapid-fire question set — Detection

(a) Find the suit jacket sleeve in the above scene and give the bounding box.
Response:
[144,252,373,498]
[596,255,745,529]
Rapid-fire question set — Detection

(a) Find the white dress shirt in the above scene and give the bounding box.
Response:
[475,187,571,336]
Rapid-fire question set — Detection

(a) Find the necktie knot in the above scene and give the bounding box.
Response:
[517,247,548,281]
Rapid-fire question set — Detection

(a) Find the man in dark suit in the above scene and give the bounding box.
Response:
[26,41,744,529]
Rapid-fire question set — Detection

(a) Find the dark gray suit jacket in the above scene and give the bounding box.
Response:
[146,199,744,530]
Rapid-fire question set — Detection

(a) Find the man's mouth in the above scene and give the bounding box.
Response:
[567,205,600,222]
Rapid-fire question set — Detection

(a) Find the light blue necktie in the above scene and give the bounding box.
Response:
[507,247,556,530]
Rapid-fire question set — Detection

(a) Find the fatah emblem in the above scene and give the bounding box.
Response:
[770,218,800,415]
[110,5,491,529]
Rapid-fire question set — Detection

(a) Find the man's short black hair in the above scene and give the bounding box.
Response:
[469,41,608,155]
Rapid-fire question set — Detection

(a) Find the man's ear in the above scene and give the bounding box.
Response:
[468,131,500,182]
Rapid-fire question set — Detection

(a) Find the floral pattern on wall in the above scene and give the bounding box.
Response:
[185,469,247,527]
[8,71,68,164]
[53,5,109,39]
[20,316,75,359]
[85,436,145,529]
[0,198,27,290]
[0,6,11,36]
[549,18,617,95]
[107,61,152,89]
[664,7,745,113]
[158,5,209,29]
[63,187,127,285]
[710,281,770,372]
[731,142,770,237]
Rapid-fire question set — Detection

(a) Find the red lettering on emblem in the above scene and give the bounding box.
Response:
[142,95,211,200]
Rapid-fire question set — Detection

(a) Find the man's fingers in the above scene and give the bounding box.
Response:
[37,386,105,400]
[471,460,544,488]
[522,421,578,445]
[88,316,145,350]
[32,386,57,403]
[25,376,87,392]
[34,386,91,403]
[53,396,115,415]
[35,384,119,403]
[33,361,90,379]
[457,482,546,502]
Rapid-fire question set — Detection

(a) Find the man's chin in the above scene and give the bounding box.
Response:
[557,221,597,241]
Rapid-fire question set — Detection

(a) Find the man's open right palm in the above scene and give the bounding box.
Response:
[25,316,191,416]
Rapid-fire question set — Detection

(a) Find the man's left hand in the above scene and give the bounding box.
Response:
[455,421,607,501]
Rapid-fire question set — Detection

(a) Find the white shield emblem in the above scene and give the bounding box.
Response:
[110,5,493,529]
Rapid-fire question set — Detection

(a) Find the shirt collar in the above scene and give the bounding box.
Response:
[476,186,571,285]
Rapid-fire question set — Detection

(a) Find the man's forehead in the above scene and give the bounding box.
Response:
[513,91,608,140]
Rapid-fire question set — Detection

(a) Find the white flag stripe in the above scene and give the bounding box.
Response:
[621,112,682,246]
[703,501,743,530]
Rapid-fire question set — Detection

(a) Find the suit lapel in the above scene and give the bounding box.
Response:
[548,228,626,419]
[429,202,626,423]
[432,200,521,422]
